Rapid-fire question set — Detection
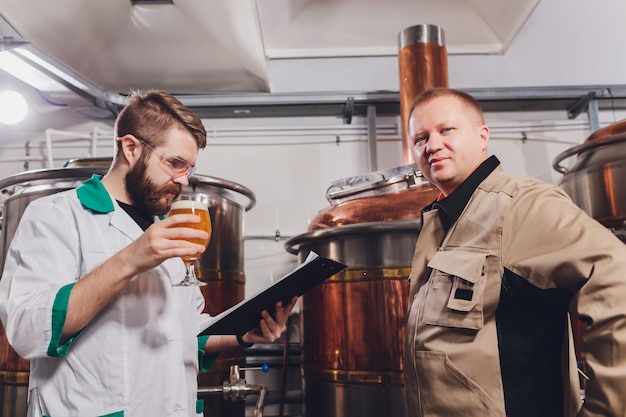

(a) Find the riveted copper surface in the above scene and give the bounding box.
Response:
[301,365,404,386]
[326,266,412,283]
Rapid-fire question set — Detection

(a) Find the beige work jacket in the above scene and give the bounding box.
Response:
[404,166,626,417]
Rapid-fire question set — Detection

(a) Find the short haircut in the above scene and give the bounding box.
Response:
[408,87,485,127]
[114,90,207,153]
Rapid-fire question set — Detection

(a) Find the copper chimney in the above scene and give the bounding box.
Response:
[307,24,447,230]
[398,24,449,164]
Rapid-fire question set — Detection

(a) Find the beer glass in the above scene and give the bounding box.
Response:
[169,199,211,286]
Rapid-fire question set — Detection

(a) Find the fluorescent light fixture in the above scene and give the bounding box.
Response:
[0,19,124,108]
[13,49,91,91]
[0,50,69,92]
[0,90,27,125]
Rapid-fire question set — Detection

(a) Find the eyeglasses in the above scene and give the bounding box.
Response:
[123,135,196,179]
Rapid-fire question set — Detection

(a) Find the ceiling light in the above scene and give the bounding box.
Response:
[0,90,27,125]
[13,49,90,91]
[0,50,68,92]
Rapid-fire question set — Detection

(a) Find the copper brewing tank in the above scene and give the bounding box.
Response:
[285,219,419,417]
[285,24,448,417]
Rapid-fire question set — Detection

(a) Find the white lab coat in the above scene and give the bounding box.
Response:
[0,177,213,417]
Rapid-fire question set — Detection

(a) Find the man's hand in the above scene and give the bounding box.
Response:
[121,213,209,275]
[242,296,299,344]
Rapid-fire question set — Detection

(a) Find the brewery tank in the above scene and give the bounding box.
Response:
[0,160,255,417]
[552,119,626,385]
[284,24,446,417]
[553,119,626,236]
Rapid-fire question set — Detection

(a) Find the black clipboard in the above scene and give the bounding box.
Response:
[199,252,346,336]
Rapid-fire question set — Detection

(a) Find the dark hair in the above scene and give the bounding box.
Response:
[408,87,485,125]
[114,90,207,153]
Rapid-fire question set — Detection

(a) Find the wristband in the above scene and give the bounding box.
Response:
[237,333,254,348]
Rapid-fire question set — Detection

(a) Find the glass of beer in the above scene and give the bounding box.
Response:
[169,199,211,286]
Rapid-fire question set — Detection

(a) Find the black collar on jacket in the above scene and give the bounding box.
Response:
[422,155,501,230]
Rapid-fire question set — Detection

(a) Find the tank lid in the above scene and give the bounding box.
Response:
[325,163,426,205]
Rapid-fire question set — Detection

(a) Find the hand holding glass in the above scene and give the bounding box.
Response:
[169,200,211,286]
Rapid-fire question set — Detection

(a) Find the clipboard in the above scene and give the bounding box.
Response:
[199,252,346,336]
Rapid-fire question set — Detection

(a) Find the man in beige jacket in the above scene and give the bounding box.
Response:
[404,87,626,417]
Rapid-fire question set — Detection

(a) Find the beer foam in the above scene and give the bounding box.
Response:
[170,199,208,211]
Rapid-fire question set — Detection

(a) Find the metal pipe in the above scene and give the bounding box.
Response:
[196,365,270,417]
[367,105,378,172]
[196,386,224,395]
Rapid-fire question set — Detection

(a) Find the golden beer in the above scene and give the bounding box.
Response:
[169,199,211,264]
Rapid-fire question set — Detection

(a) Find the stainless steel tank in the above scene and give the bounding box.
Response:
[553,120,626,232]
[0,161,255,417]
[553,119,626,378]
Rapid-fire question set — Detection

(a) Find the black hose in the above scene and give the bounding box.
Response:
[278,317,290,417]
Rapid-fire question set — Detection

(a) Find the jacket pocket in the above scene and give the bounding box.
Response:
[422,250,488,330]
[413,351,505,416]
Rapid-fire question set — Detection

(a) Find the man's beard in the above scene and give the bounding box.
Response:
[125,156,182,216]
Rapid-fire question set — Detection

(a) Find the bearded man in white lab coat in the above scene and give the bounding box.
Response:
[0,90,296,417]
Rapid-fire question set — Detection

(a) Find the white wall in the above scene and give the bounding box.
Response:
[0,107,614,299]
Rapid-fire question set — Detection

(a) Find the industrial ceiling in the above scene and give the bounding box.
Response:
[4,0,624,125]
[0,0,539,95]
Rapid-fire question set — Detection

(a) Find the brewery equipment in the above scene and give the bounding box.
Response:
[553,119,626,398]
[553,120,626,236]
[0,161,255,417]
[285,218,419,417]
[199,364,271,417]
[283,23,447,417]
[285,164,438,417]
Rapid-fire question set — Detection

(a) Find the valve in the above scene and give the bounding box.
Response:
[223,364,270,401]
[198,364,271,417]
[241,363,271,373]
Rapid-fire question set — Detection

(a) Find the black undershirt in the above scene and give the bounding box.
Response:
[117,201,154,231]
